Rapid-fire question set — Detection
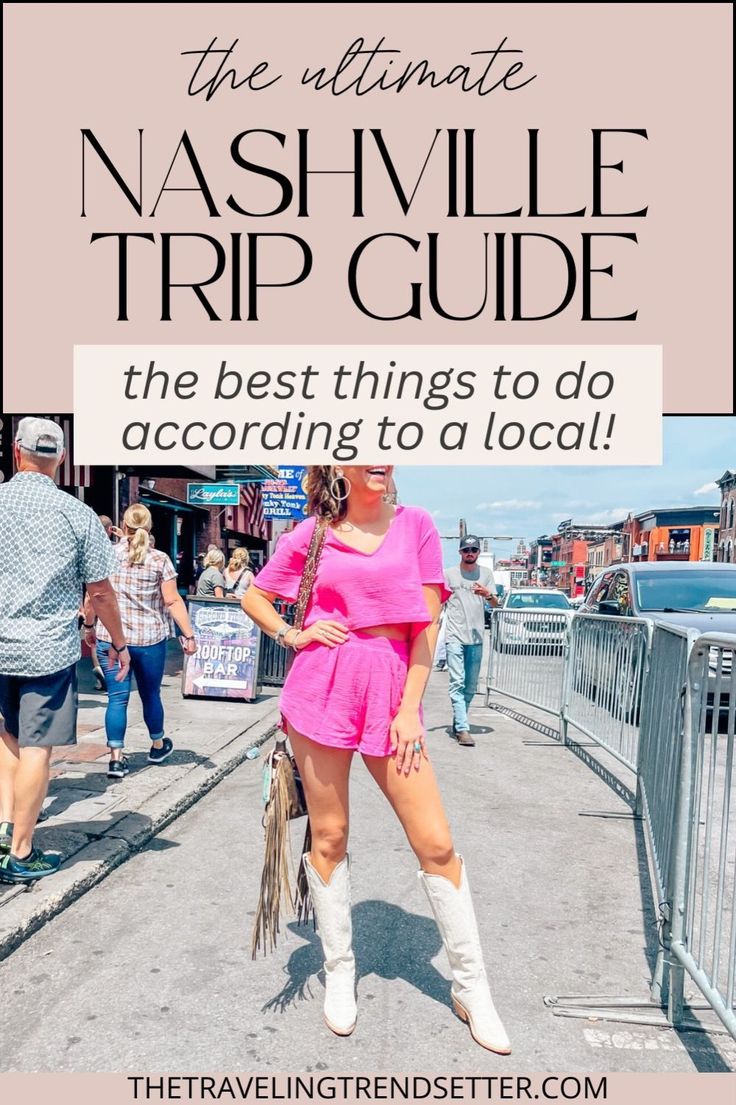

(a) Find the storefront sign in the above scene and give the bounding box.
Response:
[182,598,261,701]
[702,527,716,562]
[186,482,240,506]
[261,466,309,519]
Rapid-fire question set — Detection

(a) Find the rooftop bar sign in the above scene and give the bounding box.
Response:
[182,598,261,702]
[186,482,240,506]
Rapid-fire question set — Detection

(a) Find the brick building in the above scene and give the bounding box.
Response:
[623,506,721,564]
[550,522,615,598]
[527,536,554,585]
[716,470,736,563]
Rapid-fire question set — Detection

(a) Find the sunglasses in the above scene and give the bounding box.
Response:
[462,547,480,553]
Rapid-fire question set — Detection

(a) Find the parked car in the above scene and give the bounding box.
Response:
[579,562,735,622]
[483,584,506,627]
[577,562,736,728]
[494,587,571,652]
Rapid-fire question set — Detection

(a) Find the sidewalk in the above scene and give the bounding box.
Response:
[1,644,735,1068]
[0,642,280,959]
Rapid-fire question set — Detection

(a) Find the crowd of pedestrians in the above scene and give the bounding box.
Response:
[0,419,491,888]
[0,418,260,883]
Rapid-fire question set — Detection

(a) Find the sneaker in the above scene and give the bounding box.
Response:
[107,755,130,780]
[147,737,173,764]
[0,822,12,856]
[0,847,62,884]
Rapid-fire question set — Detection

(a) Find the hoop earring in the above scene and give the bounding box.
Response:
[329,470,351,502]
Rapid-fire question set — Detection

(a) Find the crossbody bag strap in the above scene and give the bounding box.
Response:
[292,517,329,633]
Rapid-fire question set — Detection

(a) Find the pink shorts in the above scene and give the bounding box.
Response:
[280,630,418,757]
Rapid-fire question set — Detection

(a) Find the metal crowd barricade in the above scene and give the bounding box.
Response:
[493,612,736,1039]
[664,633,736,1037]
[257,600,296,686]
[560,613,651,773]
[635,624,695,929]
[485,608,572,719]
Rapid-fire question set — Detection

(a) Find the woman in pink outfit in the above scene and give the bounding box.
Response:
[243,465,510,1054]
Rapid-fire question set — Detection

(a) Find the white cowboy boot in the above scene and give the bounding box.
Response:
[303,853,357,1036]
[419,856,511,1054]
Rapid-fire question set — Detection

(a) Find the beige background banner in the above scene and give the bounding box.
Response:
[3,3,733,415]
[1,1072,736,1104]
[73,344,662,465]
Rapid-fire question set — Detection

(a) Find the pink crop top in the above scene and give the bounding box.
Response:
[255,506,451,632]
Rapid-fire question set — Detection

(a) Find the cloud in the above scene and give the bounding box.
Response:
[551,507,632,525]
[475,499,542,511]
[693,481,718,496]
[585,508,633,524]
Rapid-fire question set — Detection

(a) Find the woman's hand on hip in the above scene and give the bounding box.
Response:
[296,620,349,649]
[390,706,427,775]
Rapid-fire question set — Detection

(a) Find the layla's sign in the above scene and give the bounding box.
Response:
[182,598,261,701]
[186,482,240,506]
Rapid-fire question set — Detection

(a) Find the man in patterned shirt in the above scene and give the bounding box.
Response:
[0,418,130,883]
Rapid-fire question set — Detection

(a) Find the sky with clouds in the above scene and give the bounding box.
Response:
[394,416,735,563]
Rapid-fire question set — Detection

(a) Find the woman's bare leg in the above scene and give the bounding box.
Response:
[287,724,353,883]
[364,751,510,1052]
[361,753,461,886]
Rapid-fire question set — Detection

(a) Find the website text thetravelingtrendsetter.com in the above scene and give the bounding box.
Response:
[127,1075,607,1101]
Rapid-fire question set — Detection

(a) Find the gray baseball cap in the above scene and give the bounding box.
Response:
[460,534,481,550]
[15,416,65,456]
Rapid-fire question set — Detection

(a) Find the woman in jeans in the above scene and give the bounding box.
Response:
[243,465,510,1054]
[84,504,197,780]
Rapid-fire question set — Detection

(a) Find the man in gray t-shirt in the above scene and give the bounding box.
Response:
[443,535,497,747]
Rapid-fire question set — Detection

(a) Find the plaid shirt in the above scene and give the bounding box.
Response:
[96,540,177,647]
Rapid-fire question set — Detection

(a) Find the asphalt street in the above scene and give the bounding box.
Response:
[1,670,735,1074]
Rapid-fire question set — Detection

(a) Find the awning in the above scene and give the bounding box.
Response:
[139,488,208,515]
[215,465,278,483]
[123,465,217,481]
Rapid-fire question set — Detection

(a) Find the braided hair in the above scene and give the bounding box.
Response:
[304,467,349,523]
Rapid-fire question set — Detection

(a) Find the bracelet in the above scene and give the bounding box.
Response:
[111,642,129,653]
[83,622,96,630]
[290,630,303,652]
[274,624,290,647]
[182,635,195,641]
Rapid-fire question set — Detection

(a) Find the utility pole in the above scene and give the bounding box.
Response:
[459,518,467,539]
